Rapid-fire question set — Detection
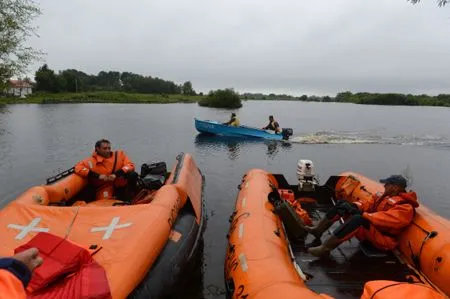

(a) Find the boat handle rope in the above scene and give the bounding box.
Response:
[369,282,436,299]
[408,230,438,271]
[42,206,81,258]
[64,206,80,239]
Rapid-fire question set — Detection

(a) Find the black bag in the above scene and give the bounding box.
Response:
[273,200,307,240]
[140,161,167,178]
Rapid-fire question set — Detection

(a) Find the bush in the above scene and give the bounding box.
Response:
[198,88,242,108]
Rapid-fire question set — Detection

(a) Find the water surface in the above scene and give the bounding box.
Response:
[1,101,450,298]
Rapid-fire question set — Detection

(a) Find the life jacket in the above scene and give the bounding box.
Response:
[266,120,280,132]
[75,150,135,183]
[362,191,419,235]
[0,269,27,299]
[14,232,111,299]
[230,117,240,126]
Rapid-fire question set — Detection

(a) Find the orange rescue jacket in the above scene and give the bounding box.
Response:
[74,150,135,180]
[0,269,27,299]
[359,192,419,235]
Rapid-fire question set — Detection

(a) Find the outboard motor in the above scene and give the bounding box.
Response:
[281,128,293,140]
[296,159,318,192]
[140,161,167,190]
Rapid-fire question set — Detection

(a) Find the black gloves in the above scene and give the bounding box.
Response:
[87,171,100,179]
[337,201,362,217]
[115,169,126,177]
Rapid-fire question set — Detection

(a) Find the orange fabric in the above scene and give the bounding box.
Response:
[362,192,419,235]
[338,223,397,251]
[1,153,203,298]
[74,150,135,179]
[279,189,312,226]
[396,205,450,297]
[361,280,445,299]
[336,173,450,298]
[169,154,203,224]
[74,150,135,200]
[226,170,319,299]
[0,185,186,298]
[336,174,420,249]
[335,175,361,201]
[339,193,419,251]
[0,269,27,299]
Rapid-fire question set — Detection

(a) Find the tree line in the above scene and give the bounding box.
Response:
[242,92,450,107]
[33,64,197,95]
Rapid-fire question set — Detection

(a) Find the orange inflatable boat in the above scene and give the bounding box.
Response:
[225,168,449,299]
[0,152,205,299]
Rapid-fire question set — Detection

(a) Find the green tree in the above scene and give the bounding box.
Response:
[0,0,41,89]
[35,64,65,92]
[299,95,308,101]
[198,88,242,108]
[182,81,196,95]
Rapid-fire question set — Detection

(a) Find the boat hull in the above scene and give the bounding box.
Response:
[195,118,285,141]
[0,153,205,299]
[225,169,449,299]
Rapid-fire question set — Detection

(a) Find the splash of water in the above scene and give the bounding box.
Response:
[288,131,450,147]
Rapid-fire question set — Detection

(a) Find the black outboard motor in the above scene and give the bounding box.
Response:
[281,128,293,140]
[140,161,167,190]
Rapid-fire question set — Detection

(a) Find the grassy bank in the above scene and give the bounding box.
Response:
[0,92,205,104]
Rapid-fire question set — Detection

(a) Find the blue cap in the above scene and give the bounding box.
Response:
[379,175,407,188]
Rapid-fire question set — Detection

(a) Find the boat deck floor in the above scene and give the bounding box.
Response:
[292,208,419,299]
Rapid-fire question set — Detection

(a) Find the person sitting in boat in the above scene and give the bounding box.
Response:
[306,174,419,257]
[74,139,138,202]
[0,248,43,298]
[262,115,281,133]
[223,113,240,126]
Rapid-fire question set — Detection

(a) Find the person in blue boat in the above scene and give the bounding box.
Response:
[262,115,281,133]
[223,113,240,127]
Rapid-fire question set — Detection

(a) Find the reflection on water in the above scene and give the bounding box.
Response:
[0,105,10,136]
[2,103,450,299]
[194,133,292,160]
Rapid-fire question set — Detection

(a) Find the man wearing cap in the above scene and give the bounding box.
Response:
[223,113,240,126]
[306,174,419,257]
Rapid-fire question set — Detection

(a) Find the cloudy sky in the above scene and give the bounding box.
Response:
[28,0,450,96]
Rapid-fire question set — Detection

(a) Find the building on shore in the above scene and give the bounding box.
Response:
[5,80,33,97]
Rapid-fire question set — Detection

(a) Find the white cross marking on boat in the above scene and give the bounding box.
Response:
[241,197,246,208]
[238,223,244,239]
[91,217,132,240]
[7,217,49,240]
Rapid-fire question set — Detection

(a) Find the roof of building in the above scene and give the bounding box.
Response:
[9,80,33,88]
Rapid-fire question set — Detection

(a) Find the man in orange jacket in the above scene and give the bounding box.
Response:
[0,248,43,298]
[75,139,138,202]
[306,174,419,257]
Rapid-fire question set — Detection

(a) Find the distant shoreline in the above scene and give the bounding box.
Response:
[1,91,450,107]
[0,92,204,105]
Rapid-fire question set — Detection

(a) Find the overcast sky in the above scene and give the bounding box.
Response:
[28,0,450,96]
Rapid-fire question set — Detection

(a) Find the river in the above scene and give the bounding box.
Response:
[1,101,450,298]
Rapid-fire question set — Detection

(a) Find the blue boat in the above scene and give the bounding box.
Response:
[194,118,293,141]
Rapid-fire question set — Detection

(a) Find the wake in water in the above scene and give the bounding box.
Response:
[290,132,379,144]
[289,131,450,147]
